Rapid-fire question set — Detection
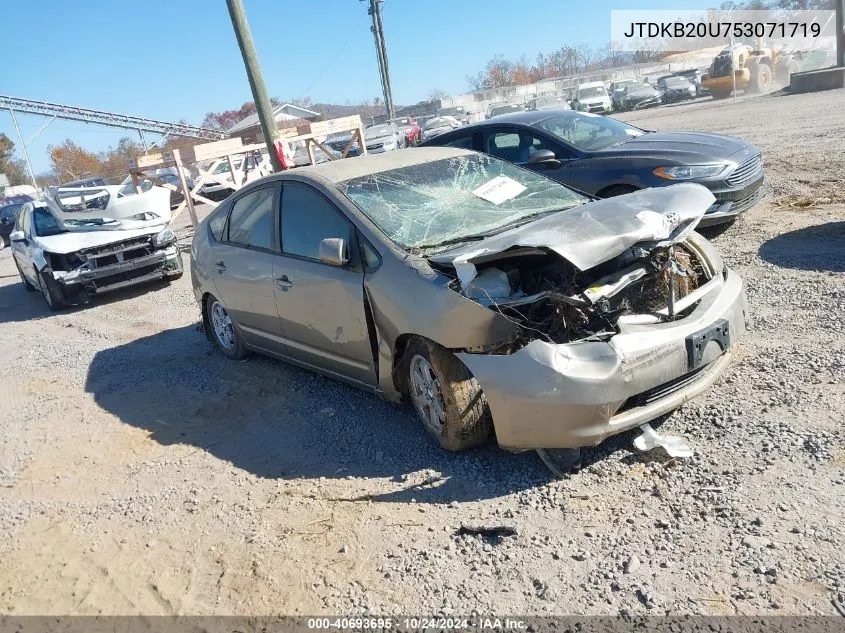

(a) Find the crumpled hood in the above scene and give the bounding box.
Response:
[35,224,166,255]
[428,183,715,276]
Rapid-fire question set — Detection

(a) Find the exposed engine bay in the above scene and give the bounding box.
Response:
[437,241,708,353]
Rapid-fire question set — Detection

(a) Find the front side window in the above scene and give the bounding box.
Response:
[342,153,587,252]
[281,185,351,261]
[33,208,66,237]
[226,187,275,250]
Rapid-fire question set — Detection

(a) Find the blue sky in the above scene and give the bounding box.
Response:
[2,0,708,174]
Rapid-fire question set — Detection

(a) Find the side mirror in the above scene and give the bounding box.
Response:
[9,230,25,243]
[319,237,349,267]
[527,149,561,169]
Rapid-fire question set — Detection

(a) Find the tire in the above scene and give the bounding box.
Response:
[36,268,65,311]
[15,257,37,292]
[750,63,772,93]
[710,89,731,100]
[206,294,248,360]
[536,448,582,478]
[600,185,639,198]
[697,218,737,238]
[404,337,492,452]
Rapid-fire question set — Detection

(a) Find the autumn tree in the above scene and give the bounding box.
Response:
[98,137,143,178]
[0,134,29,186]
[49,140,103,181]
[202,97,284,131]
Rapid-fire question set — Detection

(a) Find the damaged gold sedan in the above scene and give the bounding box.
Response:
[191,147,747,474]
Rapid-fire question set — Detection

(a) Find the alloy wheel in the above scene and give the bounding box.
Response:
[409,354,446,436]
[210,300,236,351]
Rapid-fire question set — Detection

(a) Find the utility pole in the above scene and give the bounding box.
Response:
[837,0,845,67]
[365,0,395,120]
[226,0,282,172]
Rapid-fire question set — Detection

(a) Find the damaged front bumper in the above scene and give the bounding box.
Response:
[54,245,183,295]
[457,267,747,451]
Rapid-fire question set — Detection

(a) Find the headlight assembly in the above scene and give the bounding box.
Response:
[153,227,176,247]
[653,164,728,180]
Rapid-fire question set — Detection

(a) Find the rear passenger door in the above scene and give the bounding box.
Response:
[207,184,286,353]
[273,182,375,387]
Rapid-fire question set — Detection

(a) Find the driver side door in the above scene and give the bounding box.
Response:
[11,207,37,286]
[273,182,376,388]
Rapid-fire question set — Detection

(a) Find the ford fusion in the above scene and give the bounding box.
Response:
[190,148,747,474]
[422,110,765,228]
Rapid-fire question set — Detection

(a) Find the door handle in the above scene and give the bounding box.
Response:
[215,260,226,272]
[274,274,293,289]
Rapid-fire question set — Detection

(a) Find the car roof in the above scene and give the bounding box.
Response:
[293,146,473,183]
[457,109,577,129]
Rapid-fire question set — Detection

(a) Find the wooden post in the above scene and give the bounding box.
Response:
[357,127,368,156]
[171,149,199,228]
[226,155,238,188]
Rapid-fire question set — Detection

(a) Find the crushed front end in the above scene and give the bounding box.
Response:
[49,229,183,298]
[428,186,748,450]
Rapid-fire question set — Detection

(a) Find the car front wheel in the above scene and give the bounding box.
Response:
[36,269,65,311]
[206,294,247,359]
[404,338,492,452]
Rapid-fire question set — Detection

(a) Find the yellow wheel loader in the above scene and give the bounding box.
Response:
[701,44,799,99]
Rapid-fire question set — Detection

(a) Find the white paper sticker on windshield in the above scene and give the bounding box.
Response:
[471,176,527,205]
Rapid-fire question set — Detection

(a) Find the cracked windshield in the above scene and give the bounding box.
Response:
[342,153,586,250]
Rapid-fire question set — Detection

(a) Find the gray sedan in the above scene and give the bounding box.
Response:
[190,148,746,473]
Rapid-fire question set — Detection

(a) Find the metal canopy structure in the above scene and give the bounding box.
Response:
[0,95,226,140]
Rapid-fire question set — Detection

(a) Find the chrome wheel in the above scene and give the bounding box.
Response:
[409,354,446,435]
[210,300,236,351]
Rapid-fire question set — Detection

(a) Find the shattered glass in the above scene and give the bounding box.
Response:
[341,154,587,251]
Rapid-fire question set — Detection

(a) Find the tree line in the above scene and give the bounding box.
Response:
[464,0,835,91]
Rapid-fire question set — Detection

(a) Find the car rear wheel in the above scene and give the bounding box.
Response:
[404,338,492,452]
[206,294,247,360]
[15,258,37,292]
[36,269,65,311]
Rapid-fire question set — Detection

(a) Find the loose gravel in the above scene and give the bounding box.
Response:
[0,88,843,616]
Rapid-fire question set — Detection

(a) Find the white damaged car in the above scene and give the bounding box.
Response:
[9,200,182,311]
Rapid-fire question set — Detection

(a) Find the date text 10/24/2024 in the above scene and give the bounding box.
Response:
[307,617,529,630]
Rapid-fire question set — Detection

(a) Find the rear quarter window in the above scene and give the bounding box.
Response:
[207,202,230,241]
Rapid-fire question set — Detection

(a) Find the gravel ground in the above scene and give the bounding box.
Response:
[0,88,843,617]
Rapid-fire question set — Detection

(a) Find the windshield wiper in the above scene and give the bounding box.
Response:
[413,204,583,253]
[413,233,488,252]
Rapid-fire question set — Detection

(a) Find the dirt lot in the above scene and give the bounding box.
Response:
[0,88,843,617]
